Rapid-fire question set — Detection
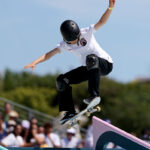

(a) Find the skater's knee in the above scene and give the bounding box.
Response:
[56,75,69,91]
[86,54,99,70]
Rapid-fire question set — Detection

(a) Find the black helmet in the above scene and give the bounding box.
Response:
[60,20,80,42]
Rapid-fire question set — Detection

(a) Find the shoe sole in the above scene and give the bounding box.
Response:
[83,96,101,105]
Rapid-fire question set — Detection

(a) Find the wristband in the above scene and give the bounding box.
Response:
[108,7,113,10]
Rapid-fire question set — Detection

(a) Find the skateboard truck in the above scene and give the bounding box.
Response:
[86,106,101,116]
[67,120,81,129]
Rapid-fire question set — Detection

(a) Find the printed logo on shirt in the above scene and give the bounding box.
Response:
[80,38,87,46]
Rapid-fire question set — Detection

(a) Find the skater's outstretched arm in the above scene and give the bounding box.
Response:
[24,48,60,71]
[94,0,116,31]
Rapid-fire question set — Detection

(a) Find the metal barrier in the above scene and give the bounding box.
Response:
[0,96,54,125]
[0,96,87,135]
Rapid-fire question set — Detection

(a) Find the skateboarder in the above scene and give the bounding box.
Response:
[24,0,115,124]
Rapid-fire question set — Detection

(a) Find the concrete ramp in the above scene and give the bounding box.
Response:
[93,116,150,150]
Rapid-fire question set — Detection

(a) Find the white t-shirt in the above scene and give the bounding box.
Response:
[44,133,61,148]
[61,137,80,148]
[30,133,45,144]
[57,24,113,66]
[1,133,24,147]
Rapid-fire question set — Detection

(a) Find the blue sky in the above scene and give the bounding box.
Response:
[0,0,150,82]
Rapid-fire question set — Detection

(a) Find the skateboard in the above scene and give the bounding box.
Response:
[64,97,101,129]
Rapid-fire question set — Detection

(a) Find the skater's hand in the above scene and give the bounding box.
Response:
[109,0,116,8]
[24,63,36,71]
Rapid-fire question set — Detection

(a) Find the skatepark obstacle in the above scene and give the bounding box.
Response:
[0,146,8,150]
[93,116,150,150]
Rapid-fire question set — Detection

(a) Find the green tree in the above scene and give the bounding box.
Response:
[0,72,3,91]
[1,69,150,137]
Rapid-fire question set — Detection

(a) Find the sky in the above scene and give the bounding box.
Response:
[0,0,150,82]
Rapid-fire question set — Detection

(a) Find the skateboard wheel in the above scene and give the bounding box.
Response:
[77,120,81,124]
[67,124,71,129]
[96,106,101,112]
[86,112,91,117]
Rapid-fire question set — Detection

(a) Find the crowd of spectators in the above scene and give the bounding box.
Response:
[0,102,150,148]
[0,102,91,148]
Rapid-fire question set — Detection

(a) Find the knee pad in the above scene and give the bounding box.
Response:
[56,75,69,92]
[86,54,99,70]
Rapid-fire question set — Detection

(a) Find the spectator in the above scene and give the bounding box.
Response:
[9,110,19,120]
[7,119,17,134]
[104,118,111,124]
[0,124,24,147]
[44,122,61,148]
[21,120,30,129]
[0,114,6,132]
[3,103,12,122]
[26,124,38,144]
[25,124,45,147]
[21,120,30,142]
[7,110,19,133]
[23,122,61,148]
[38,126,44,134]
[76,139,85,148]
[0,118,7,142]
[141,128,150,144]
[30,118,38,126]
[61,127,80,148]
[84,125,93,148]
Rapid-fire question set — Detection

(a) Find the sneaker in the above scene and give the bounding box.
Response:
[83,96,100,105]
[60,111,77,125]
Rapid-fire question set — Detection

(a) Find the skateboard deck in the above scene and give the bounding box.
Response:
[64,97,101,128]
